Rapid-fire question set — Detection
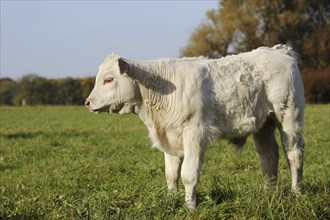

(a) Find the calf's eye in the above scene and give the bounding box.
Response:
[103,78,113,85]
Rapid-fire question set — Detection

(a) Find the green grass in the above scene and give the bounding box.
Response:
[0,105,329,219]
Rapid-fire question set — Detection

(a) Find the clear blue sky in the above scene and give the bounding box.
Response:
[1,1,219,79]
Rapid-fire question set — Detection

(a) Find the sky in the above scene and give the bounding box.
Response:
[0,1,219,79]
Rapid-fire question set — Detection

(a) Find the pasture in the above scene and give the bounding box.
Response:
[0,105,329,219]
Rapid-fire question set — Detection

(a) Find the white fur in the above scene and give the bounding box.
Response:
[86,44,305,209]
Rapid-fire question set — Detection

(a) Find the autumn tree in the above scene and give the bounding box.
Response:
[181,0,330,69]
[80,77,95,101]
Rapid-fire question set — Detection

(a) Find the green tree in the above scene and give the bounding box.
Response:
[13,74,55,105]
[16,74,39,105]
[55,77,83,105]
[0,78,17,105]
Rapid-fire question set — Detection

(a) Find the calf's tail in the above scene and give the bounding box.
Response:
[272,44,298,61]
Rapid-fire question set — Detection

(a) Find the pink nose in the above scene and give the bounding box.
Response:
[85,100,91,107]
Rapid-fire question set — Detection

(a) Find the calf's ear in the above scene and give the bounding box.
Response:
[118,58,132,75]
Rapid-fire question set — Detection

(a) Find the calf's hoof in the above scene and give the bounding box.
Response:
[185,200,196,210]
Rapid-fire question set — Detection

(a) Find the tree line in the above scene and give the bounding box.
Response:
[0,67,328,106]
[0,74,94,106]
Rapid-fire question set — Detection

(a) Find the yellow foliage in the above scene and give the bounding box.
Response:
[181,0,329,69]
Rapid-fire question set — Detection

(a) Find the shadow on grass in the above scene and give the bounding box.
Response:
[0,214,44,220]
[304,181,330,194]
[197,177,236,205]
[1,131,92,140]
[210,180,236,204]
[1,132,44,139]
[0,164,16,172]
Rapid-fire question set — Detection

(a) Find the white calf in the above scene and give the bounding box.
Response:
[85,45,304,209]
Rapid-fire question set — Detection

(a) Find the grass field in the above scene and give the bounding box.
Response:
[0,105,329,219]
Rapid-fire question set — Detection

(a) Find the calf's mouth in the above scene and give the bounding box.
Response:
[89,103,124,114]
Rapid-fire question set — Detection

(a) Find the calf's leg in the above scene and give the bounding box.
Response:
[164,153,182,192]
[253,117,279,182]
[181,126,207,209]
[277,105,304,194]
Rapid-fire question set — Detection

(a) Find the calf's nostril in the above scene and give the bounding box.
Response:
[85,100,90,107]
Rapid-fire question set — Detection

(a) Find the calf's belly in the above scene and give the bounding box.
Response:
[149,127,184,157]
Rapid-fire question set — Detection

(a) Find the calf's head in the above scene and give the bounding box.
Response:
[85,54,138,114]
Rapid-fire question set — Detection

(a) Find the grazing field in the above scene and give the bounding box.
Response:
[0,105,329,219]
